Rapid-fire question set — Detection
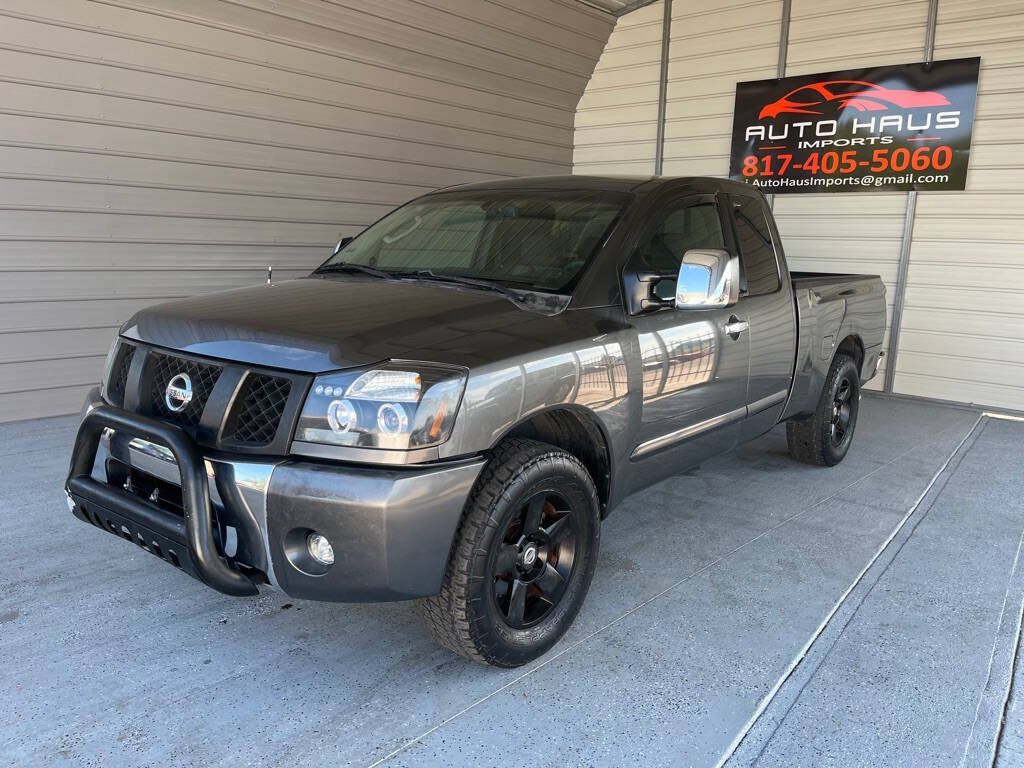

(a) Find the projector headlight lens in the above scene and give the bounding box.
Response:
[295,362,466,451]
[326,399,357,433]
[376,403,408,435]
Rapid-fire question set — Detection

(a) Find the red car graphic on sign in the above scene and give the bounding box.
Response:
[758,80,951,119]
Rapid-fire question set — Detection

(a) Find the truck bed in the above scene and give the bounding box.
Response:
[783,271,887,421]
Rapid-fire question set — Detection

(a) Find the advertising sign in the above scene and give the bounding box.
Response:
[729,57,980,193]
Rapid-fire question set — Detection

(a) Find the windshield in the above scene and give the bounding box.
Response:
[319,189,631,293]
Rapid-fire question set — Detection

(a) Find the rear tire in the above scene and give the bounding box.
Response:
[787,354,860,466]
[418,438,600,667]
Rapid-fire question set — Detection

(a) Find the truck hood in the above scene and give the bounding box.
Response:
[121,276,616,372]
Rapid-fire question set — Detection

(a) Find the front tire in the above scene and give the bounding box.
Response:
[419,438,601,667]
[787,353,861,466]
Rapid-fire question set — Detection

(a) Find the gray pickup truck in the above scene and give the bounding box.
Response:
[66,176,885,666]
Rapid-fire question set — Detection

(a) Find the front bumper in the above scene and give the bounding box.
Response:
[66,389,484,602]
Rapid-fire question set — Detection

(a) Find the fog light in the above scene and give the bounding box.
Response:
[307,532,335,566]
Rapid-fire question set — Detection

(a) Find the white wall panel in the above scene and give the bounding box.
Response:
[0,0,614,421]
[661,0,781,178]
[772,0,930,391]
[573,1,663,175]
[893,0,1024,410]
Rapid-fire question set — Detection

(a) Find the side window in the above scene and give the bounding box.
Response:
[733,197,780,296]
[638,201,725,276]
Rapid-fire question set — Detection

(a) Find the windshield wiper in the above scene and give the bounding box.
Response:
[319,264,538,301]
[316,261,393,280]
[388,269,523,300]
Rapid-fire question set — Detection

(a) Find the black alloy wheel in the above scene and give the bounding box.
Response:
[491,490,579,629]
[787,353,861,466]
[830,374,857,447]
[419,438,600,667]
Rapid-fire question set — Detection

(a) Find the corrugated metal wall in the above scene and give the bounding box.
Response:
[774,0,932,393]
[574,0,1024,410]
[662,0,782,177]
[574,0,782,176]
[0,0,614,422]
[573,0,663,174]
[895,0,1024,410]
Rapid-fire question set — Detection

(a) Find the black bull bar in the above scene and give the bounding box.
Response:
[65,403,259,597]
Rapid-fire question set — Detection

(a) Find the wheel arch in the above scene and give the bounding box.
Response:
[835,333,865,376]
[494,405,614,517]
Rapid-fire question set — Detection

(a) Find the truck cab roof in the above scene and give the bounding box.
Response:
[437,174,764,198]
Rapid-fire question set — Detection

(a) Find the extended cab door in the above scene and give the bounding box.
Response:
[627,193,750,481]
[725,192,798,442]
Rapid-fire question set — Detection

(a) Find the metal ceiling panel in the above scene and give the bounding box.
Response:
[575,0,659,16]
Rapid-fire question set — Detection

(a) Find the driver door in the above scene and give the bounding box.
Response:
[629,193,750,472]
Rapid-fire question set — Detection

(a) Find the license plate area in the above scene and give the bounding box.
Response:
[106,456,185,517]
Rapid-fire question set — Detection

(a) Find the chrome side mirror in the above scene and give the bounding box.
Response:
[675,249,739,308]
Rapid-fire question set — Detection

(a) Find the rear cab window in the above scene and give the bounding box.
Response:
[731,195,781,296]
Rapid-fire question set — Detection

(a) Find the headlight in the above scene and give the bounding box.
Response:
[294,363,466,450]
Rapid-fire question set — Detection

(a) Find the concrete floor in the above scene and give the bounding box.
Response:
[2,396,1023,767]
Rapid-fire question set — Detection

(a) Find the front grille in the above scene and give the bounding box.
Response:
[111,343,304,453]
[149,352,222,428]
[108,343,135,405]
[223,373,292,445]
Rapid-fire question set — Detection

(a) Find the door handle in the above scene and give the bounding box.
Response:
[724,316,748,339]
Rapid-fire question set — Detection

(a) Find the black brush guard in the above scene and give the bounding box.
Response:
[65,403,259,596]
